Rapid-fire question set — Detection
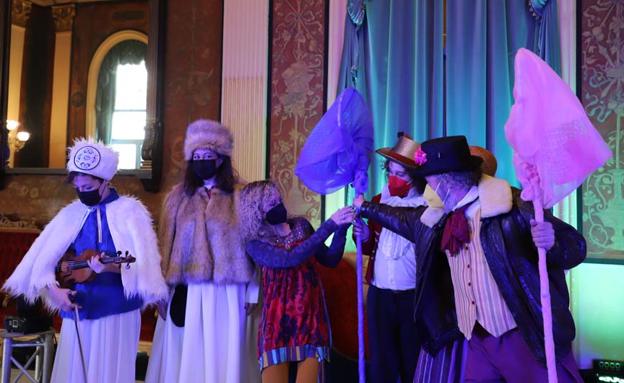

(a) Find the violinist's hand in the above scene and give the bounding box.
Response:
[87,253,106,273]
[46,285,77,311]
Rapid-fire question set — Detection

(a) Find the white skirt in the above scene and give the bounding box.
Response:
[145,283,260,383]
[51,309,141,383]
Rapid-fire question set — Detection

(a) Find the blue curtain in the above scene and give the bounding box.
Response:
[337,0,561,192]
[339,0,444,195]
[446,0,561,184]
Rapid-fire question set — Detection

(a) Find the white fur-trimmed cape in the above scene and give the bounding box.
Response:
[3,196,169,311]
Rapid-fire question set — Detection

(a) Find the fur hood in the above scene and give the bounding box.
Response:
[3,196,169,311]
[420,175,513,228]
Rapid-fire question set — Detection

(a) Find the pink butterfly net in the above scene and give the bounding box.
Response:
[505,48,611,383]
[505,48,612,208]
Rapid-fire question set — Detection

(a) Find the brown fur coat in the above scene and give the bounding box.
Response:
[159,184,254,285]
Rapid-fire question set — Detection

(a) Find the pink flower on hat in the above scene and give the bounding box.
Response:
[414,147,427,166]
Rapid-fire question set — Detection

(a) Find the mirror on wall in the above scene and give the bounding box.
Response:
[0,0,164,191]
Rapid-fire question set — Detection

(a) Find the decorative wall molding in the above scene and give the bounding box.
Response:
[51,4,75,32]
[11,0,32,28]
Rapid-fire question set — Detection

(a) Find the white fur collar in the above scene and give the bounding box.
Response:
[420,175,513,228]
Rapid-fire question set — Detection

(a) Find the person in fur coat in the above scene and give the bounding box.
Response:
[239,180,354,383]
[3,138,168,383]
[145,119,259,383]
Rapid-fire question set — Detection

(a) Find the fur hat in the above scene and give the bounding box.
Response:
[183,119,233,160]
[66,138,119,180]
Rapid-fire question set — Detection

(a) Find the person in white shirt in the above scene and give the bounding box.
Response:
[353,132,427,383]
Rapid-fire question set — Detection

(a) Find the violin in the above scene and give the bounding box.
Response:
[55,249,135,288]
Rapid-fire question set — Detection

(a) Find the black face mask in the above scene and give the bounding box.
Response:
[265,203,288,225]
[78,189,101,206]
[192,159,218,180]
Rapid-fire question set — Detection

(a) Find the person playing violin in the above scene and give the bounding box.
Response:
[4,138,168,383]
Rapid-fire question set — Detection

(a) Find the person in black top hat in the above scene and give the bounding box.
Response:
[354,135,585,383]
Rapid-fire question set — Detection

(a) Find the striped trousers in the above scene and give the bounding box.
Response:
[413,339,467,383]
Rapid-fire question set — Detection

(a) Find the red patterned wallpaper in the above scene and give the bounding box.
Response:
[581,0,624,262]
[269,0,326,226]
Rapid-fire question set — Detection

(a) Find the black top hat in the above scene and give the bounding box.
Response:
[415,136,483,176]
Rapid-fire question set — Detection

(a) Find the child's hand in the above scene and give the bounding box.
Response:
[353,219,370,241]
[330,207,355,226]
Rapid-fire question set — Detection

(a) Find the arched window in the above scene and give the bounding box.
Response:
[95,40,147,169]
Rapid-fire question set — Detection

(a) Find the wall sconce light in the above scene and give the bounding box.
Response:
[6,119,30,151]
[6,119,19,131]
[6,119,30,167]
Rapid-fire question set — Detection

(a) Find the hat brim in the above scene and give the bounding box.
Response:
[376,148,418,169]
[415,155,483,177]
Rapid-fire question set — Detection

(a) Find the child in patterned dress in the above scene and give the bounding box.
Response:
[239,180,354,383]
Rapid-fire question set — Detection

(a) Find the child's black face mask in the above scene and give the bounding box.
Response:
[265,203,287,225]
[78,188,101,206]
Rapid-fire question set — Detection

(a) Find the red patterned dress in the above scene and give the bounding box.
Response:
[245,217,348,369]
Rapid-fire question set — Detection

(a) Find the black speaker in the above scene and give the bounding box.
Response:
[3,296,52,334]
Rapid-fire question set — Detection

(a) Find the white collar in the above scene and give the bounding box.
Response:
[203,179,216,190]
[451,186,479,211]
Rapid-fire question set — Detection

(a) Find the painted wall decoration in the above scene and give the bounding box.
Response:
[581,0,624,263]
[268,0,326,226]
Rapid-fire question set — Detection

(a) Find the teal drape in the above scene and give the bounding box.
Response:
[360,0,444,195]
[338,0,368,97]
[446,0,561,184]
[337,0,561,190]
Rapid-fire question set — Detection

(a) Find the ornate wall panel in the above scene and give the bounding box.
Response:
[268,0,326,225]
[581,0,624,262]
